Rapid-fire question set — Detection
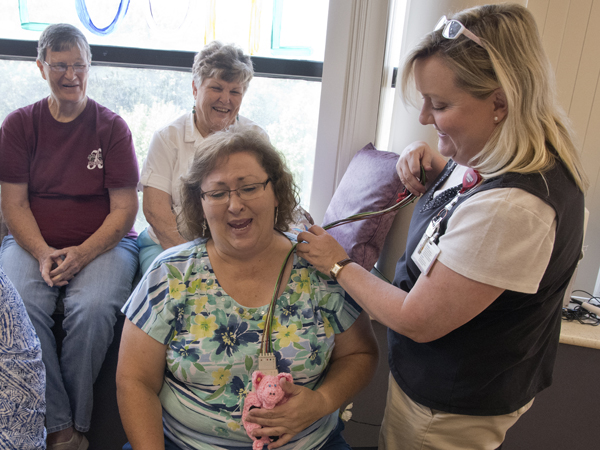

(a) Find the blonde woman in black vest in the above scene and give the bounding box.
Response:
[297,4,587,449]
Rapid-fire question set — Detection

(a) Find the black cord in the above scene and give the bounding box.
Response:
[563,290,600,325]
[571,289,600,306]
[562,304,600,326]
[349,418,381,427]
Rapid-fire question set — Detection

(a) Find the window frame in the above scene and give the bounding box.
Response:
[0,0,393,225]
[0,38,323,81]
[311,0,390,224]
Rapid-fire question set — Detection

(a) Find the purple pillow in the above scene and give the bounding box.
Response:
[322,143,403,272]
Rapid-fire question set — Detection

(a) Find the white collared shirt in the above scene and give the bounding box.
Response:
[139,112,267,242]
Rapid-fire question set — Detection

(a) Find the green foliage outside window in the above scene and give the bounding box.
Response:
[0,60,320,230]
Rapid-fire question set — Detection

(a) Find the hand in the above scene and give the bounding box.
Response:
[396,141,436,196]
[47,246,93,285]
[296,226,349,275]
[37,247,67,287]
[245,378,329,449]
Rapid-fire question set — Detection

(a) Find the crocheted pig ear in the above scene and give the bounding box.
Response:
[252,371,264,386]
[277,372,293,383]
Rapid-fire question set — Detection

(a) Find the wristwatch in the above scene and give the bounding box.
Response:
[329,258,354,281]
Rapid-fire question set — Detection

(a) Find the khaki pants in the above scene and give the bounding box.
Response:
[379,374,534,450]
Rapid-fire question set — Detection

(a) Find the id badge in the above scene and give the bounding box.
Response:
[411,233,441,275]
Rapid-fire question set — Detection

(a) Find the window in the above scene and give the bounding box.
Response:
[0,0,330,230]
[13,0,329,60]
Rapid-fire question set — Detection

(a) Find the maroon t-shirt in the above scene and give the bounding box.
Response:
[0,98,139,249]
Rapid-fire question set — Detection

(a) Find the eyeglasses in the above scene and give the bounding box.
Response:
[200,179,271,205]
[43,61,90,74]
[434,16,483,47]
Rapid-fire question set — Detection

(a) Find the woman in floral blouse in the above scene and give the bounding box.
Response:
[116,125,378,450]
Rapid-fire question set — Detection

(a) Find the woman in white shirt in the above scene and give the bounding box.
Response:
[138,41,267,274]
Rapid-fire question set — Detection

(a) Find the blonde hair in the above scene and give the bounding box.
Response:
[401,3,588,192]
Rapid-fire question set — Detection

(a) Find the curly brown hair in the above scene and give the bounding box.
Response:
[178,125,299,240]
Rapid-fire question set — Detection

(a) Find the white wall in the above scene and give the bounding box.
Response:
[526,0,600,294]
[310,0,390,225]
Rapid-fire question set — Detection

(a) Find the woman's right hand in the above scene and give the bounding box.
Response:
[296,226,349,275]
[396,141,445,196]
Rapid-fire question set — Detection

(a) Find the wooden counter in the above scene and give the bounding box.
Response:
[559,319,600,349]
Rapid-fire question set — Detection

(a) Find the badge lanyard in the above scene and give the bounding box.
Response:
[411,168,483,275]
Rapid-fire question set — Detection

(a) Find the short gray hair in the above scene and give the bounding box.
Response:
[192,41,253,92]
[37,23,91,63]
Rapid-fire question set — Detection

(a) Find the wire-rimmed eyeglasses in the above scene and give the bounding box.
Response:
[435,16,483,47]
[200,179,271,205]
[43,61,90,74]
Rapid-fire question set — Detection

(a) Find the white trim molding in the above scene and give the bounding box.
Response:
[310,0,390,224]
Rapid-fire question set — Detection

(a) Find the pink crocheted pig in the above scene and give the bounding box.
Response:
[242,371,294,450]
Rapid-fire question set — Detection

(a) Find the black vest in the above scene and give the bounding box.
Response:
[390,159,584,415]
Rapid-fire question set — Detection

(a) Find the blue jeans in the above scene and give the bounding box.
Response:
[122,418,350,450]
[0,236,138,433]
[137,228,166,276]
[321,418,350,450]
[123,435,182,450]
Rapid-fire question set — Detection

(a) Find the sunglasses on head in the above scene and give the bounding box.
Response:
[435,16,483,47]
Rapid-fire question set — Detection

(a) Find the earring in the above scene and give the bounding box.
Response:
[192,105,196,115]
[202,219,207,237]
[274,207,278,226]
[494,116,499,122]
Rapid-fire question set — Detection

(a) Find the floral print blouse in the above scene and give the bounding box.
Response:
[123,236,360,450]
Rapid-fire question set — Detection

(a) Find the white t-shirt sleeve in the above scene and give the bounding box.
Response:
[139,129,176,195]
[437,188,557,293]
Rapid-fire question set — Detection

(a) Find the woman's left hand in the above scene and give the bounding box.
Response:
[244,377,328,449]
[296,226,348,274]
